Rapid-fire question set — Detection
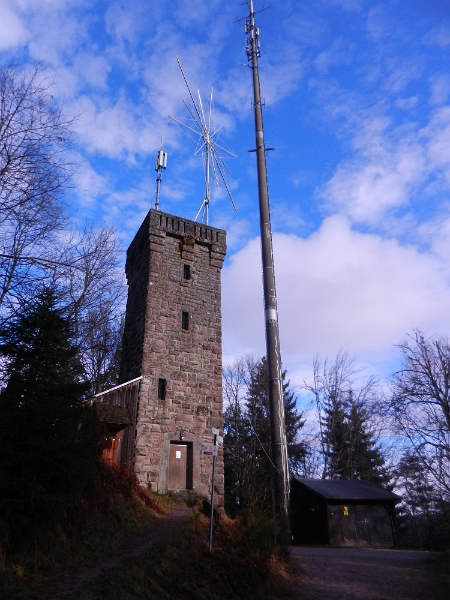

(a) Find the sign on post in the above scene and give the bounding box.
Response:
[200,444,218,456]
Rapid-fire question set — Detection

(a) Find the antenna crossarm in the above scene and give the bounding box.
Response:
[214,156,236,210]
[215,141,238,158]
[168,115,202,137]
[182,99,202,128]
[176,56,203,125]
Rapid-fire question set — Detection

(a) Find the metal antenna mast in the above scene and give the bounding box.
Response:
[242,0,291,540]
[169,57,237,224]
[155,141,168,211]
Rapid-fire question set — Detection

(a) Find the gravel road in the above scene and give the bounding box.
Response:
[290,546,449,600]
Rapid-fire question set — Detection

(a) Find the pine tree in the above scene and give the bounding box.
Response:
[0,290,94,538]
[322,391,389,484]
[223,357,307,516]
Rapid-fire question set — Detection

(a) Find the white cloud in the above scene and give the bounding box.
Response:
[423,25,450,47]
[105,2,141,45]
[322,0,362,10]
[73,53,111,91]
[421,106,450,184]
[222,216,450,384]
[74,161,110,207]
[429,75,450,106]
[72,94,165,159]
[259,58,305,107]
[321,134,425,225]
[0,2,28,49]
[313,38,353,75]
[318,99,450,227]
[173,0,223,26]
[366,6,394,42]
[395,96,418,111]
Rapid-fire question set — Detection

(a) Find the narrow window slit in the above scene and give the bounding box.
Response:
[158,378,166,400]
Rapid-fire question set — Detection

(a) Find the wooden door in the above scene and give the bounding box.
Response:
[168,444,187,489]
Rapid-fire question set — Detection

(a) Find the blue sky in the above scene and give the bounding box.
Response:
[3,0,450,390]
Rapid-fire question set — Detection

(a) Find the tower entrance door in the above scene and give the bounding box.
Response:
[168,442,193,490]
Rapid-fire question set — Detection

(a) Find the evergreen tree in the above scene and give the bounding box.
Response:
[307,353,390,485]
[322,391,389,484]
[0,290,94,538]
[223,357,307,516]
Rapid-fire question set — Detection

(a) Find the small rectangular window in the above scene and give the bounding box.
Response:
[158,378,166,400]
[182,311,189,330]
[183,265,191,280]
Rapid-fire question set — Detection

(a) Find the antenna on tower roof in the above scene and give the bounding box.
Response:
[168,56,237,225]
[155,138,167,211]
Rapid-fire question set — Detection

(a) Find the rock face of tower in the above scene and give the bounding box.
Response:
[119,209,226,504]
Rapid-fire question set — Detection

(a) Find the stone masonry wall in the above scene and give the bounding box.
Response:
[119,209,226,505]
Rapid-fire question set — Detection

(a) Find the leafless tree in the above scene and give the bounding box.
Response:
[304,352,385,481]
[0,62,76,320]
[0,63,126,391]
[0,62,74,214]
[56,225,126,392]
[59,225,124,333]
[222,356,258,513]
[389,331,450,498]
[78,307,124,394]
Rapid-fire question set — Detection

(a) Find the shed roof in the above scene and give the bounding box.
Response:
[94,402,132,427]
[294,478,401,502]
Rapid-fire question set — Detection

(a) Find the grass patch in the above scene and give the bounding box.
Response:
[1,462,164,598]
[74,510,294,600]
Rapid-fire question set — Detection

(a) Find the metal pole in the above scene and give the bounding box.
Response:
[155,172,162,210]
[208,433,217,553]
[245,0,291,541]
[205,135,210,225]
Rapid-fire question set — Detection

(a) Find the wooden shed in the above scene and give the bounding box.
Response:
[290,478,401,547]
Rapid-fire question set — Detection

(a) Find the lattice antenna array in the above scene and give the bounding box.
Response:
[169,57,237,225]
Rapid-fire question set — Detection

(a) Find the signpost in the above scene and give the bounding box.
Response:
[207,428,219,553]
[200,444,218,456]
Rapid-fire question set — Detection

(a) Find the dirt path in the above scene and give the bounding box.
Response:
[290,546,450,600]
[23,504,190,600]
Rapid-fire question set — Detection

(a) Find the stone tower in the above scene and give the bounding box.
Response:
[118,209,226,504]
